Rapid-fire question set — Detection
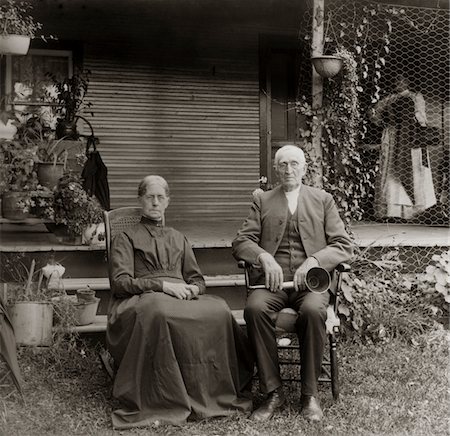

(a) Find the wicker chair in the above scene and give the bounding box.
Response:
[100,207,143,378]
[103,207,143,258]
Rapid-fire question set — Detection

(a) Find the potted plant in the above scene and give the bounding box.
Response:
[29,174,104,244]
[0,135,38,220]
[0,0,43,55]
[311,55,343,78]
[17,116,68,190]
[48,70,94,140]
[2,256,55,346]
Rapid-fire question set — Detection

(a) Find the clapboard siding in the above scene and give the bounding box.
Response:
[83,58,260,221]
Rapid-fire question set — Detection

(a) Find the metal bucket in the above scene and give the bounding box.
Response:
[9,302,53,346]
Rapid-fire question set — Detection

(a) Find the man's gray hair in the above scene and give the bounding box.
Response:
[274,145,306,166]
[138,175,170,197]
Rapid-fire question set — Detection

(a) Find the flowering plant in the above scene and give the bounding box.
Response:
[25,175,103,237]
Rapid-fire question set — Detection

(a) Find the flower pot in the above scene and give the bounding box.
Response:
[1,191,31,220]
[52,295,100,326]
[311,55,343,78]
[37,162,65,190]
[82,223,106,246]
[76,287,96,303]
[9,302,53,346]
[0,35,31,55]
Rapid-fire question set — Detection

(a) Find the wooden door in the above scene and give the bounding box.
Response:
[259,35,302,184]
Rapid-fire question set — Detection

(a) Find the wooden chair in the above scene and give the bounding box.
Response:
[238,260,350,400]
[100,206,142,378]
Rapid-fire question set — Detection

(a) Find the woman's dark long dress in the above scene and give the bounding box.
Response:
[106,217,253,429]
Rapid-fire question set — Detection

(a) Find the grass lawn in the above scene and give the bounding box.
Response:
[0,327,448,436]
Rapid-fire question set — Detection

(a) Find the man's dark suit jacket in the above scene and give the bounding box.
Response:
[232,184,354,272]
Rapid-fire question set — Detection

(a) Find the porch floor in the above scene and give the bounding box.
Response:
[0,219,449,252]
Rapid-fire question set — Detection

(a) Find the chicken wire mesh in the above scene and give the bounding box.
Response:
[295,0,449,272]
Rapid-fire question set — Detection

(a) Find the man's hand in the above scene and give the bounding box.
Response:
[293,257,319,291]
[258,252,283,292]
[163,282,199,300]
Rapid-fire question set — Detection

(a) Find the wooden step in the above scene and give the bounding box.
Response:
[62,274,245,291]
[58,275,246,333]
[65,309,246,334]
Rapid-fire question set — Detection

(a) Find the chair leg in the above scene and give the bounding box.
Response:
[329,332,339,400]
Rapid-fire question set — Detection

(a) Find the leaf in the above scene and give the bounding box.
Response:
[338,304,350,317]
[341,282,354,302]
[435,283,447,295]
[426,265,436,275]
[435,270,448,286]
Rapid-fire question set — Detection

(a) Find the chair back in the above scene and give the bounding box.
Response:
[103,207,142,259]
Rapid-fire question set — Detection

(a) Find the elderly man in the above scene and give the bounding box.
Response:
[232,145,353,422]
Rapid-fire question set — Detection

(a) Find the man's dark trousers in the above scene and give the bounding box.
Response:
[244,287,329,396]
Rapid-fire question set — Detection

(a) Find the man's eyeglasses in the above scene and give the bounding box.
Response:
[277,161,301,170]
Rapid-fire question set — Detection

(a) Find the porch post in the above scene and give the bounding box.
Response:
[311,0,325,187]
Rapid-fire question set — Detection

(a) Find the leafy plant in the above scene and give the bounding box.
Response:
[48,69,93,124]
[0,254,60,303]
[16,115,68,163]
[297,3,417,226]
[0,0,42,37]
[416,249,450,313]
[0,136,38,191]
[338,247,447,344]
[298,48,374,230]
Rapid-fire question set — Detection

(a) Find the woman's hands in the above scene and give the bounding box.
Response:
[162,282,200,300]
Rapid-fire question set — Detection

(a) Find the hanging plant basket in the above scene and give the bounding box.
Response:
[0,35,31,55]
[311,55,343,78]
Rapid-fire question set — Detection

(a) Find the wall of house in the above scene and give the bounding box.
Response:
[30,0,307,221]
[82,38,260,221]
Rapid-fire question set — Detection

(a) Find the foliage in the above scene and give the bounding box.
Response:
[16,115,67,163]
[48,69,93,123]
[416,249,450,309]
[0,0,42,38]
[0,253,61,303]
[0,137,38,191]
[27,174,103,236]
[338,247,447,344]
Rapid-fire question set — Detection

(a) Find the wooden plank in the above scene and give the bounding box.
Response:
[62,274,245,291]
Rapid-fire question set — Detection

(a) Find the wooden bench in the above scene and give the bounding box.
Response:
[59,274,246,333]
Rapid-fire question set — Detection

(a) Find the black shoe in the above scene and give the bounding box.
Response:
[300,395,323,422]
[249,387,285,421]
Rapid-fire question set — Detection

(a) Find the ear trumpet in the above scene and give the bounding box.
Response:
[249,267,331,294]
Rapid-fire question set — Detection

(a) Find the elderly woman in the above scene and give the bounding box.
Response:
[107,175,253,429]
